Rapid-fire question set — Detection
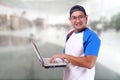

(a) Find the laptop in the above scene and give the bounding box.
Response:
[31,40,67,68]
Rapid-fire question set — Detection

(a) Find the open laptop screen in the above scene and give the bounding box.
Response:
[31,40,45,66]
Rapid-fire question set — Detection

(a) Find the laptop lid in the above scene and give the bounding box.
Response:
[31,40,45,66]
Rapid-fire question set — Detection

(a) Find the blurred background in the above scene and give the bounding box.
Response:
[0,0,120,80]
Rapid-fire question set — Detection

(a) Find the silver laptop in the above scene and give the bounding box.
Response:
[31,40,67,68]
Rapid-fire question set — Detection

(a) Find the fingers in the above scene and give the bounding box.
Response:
[49,54,64,63]
[49,56,55,63]
[50,55,59,63]
[39,61,44,67]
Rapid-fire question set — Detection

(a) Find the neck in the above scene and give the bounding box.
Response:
[74,28,86,32]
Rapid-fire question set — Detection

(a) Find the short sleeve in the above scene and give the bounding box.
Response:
[83,29,101,57]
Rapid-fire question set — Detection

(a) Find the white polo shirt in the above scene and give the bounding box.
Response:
[63,28,101,80]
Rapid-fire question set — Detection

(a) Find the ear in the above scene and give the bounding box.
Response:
[85,15,88,24]
[86,15,88,20]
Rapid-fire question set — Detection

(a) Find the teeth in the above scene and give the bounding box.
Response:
[76,24,81,25]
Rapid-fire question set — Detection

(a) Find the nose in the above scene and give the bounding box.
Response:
[76,18,81,22]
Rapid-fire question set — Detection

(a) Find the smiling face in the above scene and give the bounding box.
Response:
[69,11,88,32]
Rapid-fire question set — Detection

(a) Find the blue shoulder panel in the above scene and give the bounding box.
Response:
[83,28,101,57]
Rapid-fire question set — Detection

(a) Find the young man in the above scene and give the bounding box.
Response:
[50,5,101,80]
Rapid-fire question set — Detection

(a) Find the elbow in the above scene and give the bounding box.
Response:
[87,65,93,69]
[86,63,94,69]
[85,58,96,69]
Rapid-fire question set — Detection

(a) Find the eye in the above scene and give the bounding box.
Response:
[78,15,85,19]
[71,16,76,20]
[71,15,85,20]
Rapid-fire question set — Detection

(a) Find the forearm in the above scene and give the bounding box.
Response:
[64,54,97,69]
